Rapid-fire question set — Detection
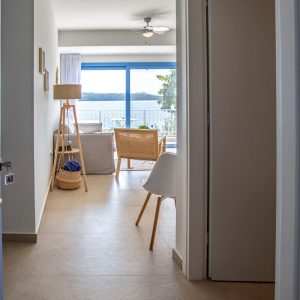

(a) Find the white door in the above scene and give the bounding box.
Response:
[208,0,276,281]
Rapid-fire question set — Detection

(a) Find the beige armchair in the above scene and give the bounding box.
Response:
[114,128,166,179]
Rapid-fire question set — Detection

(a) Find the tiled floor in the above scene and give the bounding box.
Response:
[3,170,274,299]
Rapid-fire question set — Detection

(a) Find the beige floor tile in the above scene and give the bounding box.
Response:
[15,233,178,277]
[159,231,176,250]
[39,205,173,235]
[40,190,175,236]
[180,280,274,300]
[68,275,200,300]
[226,282,275,300]
[3,242,25,277]
[5,275,70,300]
[3,172,275,299]
[68,276,274,300]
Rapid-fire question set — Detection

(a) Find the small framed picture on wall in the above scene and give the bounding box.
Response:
[39,48,45,74]
[44,69,49,91]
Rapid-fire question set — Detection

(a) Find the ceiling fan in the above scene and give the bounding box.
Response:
[137,17,170,38]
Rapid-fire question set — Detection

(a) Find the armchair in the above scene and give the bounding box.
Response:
[114,128,166,179]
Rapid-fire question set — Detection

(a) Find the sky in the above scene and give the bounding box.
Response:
[81,69,170,94]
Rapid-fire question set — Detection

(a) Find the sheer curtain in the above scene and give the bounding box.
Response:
[60,54,81,86]
[60,54,82,132]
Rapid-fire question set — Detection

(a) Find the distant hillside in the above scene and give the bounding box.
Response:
[82,92,161,101]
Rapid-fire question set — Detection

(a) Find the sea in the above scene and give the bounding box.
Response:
[77,100,162,111]
[76,100,177,142]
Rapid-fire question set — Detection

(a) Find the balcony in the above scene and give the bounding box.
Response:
[77,109,177,145]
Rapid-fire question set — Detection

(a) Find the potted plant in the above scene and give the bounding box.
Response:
[138,125,150,129]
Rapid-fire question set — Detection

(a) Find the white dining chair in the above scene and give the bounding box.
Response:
[135,152,176,250]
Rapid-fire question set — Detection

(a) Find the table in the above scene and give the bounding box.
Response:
[111,117,138,128]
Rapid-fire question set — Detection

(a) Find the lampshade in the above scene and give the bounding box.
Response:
[53,84,82,100]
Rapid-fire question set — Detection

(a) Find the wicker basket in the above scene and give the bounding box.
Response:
[56,168,81,190]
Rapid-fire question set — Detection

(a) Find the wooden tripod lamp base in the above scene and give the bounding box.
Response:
[50,84,88,192]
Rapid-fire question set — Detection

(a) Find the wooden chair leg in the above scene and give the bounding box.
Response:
[116,158,121,179]
[127,159,131,169]
[150,197,162,251]
[135,192,152,226]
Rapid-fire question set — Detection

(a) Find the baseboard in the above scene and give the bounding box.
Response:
[3,233,37,243]
[172,248,183,270]
[35,178,51,233]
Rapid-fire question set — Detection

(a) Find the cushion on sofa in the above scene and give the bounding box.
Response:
[78,122,102,134]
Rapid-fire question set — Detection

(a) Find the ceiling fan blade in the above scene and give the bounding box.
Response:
[130,29,144,32]
[129,17,170,37]
[154,31,167,35]
[153,26,170,33]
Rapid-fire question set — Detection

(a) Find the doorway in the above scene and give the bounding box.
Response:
[176,0,277,283]
[0,0,286,296]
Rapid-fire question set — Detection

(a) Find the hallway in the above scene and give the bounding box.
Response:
[3,172,274,299]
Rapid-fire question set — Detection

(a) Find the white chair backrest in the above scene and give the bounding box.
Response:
[143,152,176,198]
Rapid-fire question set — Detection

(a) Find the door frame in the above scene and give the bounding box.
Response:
[176,0,208,280]
[179,0,300,293]
[275,0,300,299]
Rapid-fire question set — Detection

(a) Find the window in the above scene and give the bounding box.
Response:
[79,69,126,130]
[130,68,176,141]
[79,62,176,145]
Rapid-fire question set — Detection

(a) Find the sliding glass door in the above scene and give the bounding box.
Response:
[79,68,126,131]
[130,68,176,145]
[79,63,176,145]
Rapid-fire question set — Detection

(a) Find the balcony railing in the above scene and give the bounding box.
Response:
[77,109,177,138]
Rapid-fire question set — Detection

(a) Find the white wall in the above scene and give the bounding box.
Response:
[58,30,176,63]
[176,0,208,279]
[275,0,299,298]
[1,0,58,234]
[58,30,176,48]
[34,0,59,232]
[175,0,188,275]
[185,0,208,280]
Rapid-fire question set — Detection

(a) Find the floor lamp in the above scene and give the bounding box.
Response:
[50,84,88,192]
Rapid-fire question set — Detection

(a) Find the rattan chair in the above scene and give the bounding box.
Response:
[114,128,166,179]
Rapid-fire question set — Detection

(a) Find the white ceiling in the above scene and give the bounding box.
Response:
[51,0,176,30]
[59,46,176,55]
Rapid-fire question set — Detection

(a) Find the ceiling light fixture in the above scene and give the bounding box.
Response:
[143,30,154,38]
